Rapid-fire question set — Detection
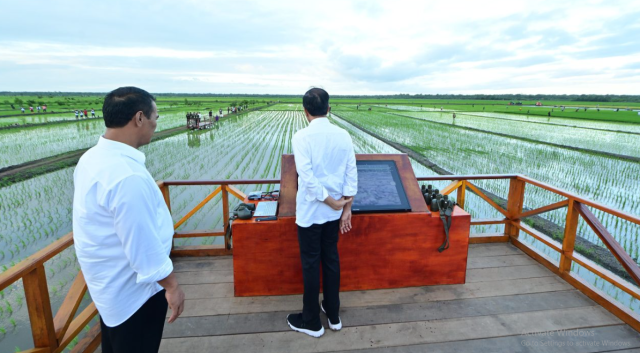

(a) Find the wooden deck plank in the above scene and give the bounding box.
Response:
[174,270,233,285]
[333,325,640,353]
[159,306,621,353]
[467,254,538,269]
[172,257,232,272]
[466,264,554,283]
[176,276,572,317]
[177,264,557,301]
[467,243,522,258]
[162,290,594,338]
[181,283,234,299]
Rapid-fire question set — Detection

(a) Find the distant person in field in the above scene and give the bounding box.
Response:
[10,104,15,110]
[30,106,34,112]
[37,106,41,113]
[43,104,47,112]
[21,107,25,113]
[73,86,185,353]
[287,87,357,338]
[84,109,88,117]
[453,112,456,120]
[219,108,223,115]
[209,110,213,119]
[80,110,84,118]
[215,114,219,123]
[75,110,79,119]
[91,108,96,117]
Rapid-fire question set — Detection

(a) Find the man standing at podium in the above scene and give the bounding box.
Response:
[287,87,358,338]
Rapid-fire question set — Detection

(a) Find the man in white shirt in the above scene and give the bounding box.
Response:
[287,88,358,338]
[73,87,185,353]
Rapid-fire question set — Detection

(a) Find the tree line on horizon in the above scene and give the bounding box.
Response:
[1,92,639,103]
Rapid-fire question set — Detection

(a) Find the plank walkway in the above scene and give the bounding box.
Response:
[154,242,640,352]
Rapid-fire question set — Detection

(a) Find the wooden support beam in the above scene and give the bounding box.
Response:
[55,303,98,353]
[157,181,171,212]
[465,182,509,217]
[575,202,640,287]
[53,271,88,341]
[559,199,579,273]
[457,180,466,209]
[226,185,247,201]
[69,323,101,353]
[174,229,225,238]
[222,186,230,251]
[440,180,462,196]
[515,199,569,220]
[504,178,526,239]
[24,265,58,351]
[173,186,222,230]
[511,221,562,253]
[569,252,640,302]
[470,218,507,225]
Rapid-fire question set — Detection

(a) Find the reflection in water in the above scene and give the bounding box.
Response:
[188,132,201,148]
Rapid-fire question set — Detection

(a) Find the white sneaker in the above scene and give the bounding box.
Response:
[287,313,325,338]
[321,302,342,331]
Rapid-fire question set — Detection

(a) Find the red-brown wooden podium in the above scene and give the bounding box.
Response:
[232,154,470,297]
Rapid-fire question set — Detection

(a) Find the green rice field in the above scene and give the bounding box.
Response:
[0,96,639,351]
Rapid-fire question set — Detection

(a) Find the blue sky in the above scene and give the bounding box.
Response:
[1,0,639,94]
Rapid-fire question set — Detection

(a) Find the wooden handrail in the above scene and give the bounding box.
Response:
[0,233,73,292]
[416,174,517,181]
[518,175,640,225]
[575,202,640,287]
[4,173,640,353]
[162,179,280,186]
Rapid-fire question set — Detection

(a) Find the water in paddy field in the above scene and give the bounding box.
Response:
[1,106,640,351]
[330,107,640,313]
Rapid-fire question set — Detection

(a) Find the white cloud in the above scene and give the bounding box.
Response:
[0,0,639,94]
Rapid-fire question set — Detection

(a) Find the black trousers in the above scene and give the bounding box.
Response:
[297,219,341,325]
[100,289,168,353]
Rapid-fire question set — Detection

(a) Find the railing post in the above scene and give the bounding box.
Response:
[559,199,579,273]
[456,180,466,209]
[505,177,526,240]
[159,182,171,213]
[159,182,174,249]
[23,265,58,352]
[222,185,230,250]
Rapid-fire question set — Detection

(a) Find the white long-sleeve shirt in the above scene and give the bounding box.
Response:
[292,117,358,227]
[73,137,174,327]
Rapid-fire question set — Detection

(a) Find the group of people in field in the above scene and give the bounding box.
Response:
[19,105,48,113]
[186,109,224,128]
[74,109,96,119]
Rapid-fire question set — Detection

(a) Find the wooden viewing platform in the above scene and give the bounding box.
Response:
[158,242,640,352]
[3,168,640,353]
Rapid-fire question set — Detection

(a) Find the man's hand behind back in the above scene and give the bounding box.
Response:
[324,195,350,210]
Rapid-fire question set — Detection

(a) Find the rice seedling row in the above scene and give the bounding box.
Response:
[0,111,189,169]
[392,111,640,158]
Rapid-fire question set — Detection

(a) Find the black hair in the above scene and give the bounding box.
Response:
[102,86,156,128]
[302,87,329,117]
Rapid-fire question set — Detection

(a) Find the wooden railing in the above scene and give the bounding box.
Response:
[419,174,640,332]
[2,174,640,353]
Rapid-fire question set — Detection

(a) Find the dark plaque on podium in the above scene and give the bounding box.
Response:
[352,160,411,213]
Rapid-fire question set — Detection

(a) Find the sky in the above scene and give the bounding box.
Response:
[1,0,639,95]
